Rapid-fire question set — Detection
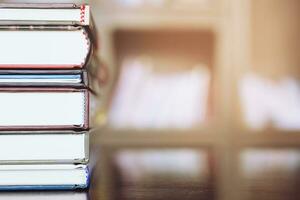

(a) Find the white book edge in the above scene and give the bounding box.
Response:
[0,28,90,67]
[0,133,89,163]
[0,5,90,25]
[0,164,88,187]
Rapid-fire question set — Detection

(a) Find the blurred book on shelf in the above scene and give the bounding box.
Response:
[239,73,300,130]
[108,58,211,130]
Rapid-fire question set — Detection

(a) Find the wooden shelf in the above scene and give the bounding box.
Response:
[89,0,300,199]
[91,128,219,147]
[92,0,222,17]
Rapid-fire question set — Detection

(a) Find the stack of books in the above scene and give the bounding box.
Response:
[0,3,99,190]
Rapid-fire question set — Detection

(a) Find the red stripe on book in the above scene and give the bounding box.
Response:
[80,4,86,23]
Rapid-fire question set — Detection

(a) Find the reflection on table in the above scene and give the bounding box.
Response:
[1,147,300,200]
[111,148,214,200]
[240,149,300,200]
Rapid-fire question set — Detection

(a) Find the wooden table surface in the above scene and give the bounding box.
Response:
[0,129,299,200]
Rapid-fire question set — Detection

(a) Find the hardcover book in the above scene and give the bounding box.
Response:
[0,192,88,200]
[0,131,88,164]
[0,67,101,94]
[0,3,98,69]
[0,88,89,130]
[0,26,92,69]
[0,4,91,26]
[0,70,86,87]
[0,164,89,190]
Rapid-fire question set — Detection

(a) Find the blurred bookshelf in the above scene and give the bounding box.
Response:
[87,0,300,200]
[92,0,300,137]
[233,0,300,138]
[92,0,230,135]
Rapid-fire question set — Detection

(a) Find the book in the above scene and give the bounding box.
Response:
[0,88,89,130]
[0,164,89,190]
[0,191,88,200]
[0,68,101,95]
[0,4,90,26]
[239,73,300,130]
[108,59,210,129]
[0,131,88,164]
[0,70,86,87]
[0,26,92,69]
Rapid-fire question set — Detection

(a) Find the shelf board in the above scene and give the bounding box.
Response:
[91,127,300,148]
[91,128,220,147]
[234,131,300,147]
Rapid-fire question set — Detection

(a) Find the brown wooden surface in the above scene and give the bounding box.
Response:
[0,140,299,200]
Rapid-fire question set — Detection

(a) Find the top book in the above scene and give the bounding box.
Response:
[0,4,98,69]
[0,3,90,26]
